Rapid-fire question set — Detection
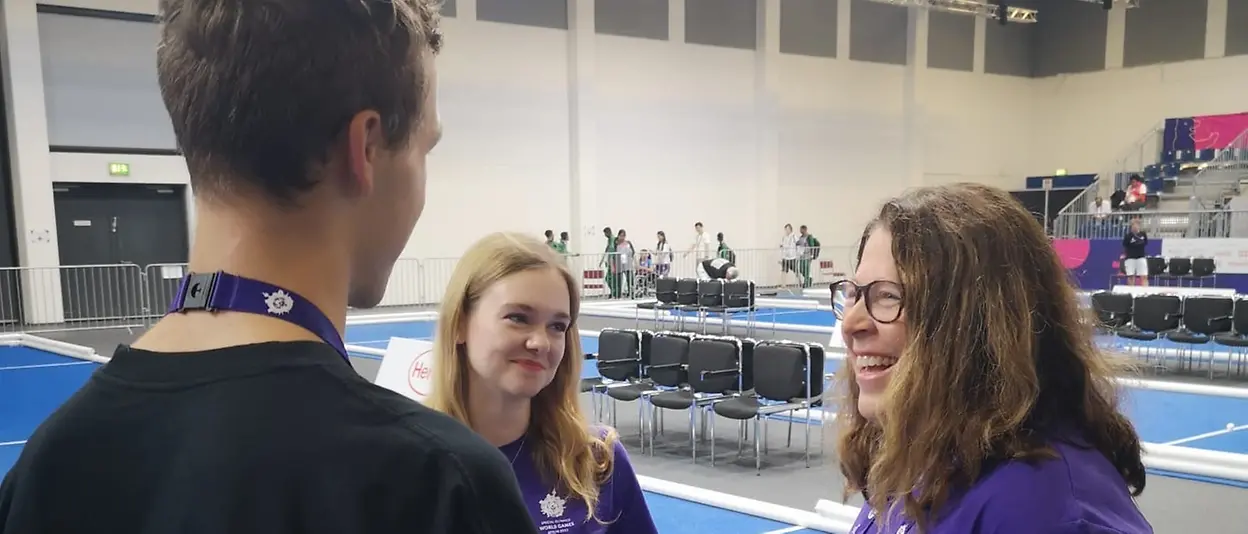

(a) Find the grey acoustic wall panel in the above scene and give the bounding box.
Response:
[779,0,838,58]
[927,10,974,72]
[596,0,668,40]
[1228,0,1248,57]
[442,0,456,17]
[985,22,1034,76]
[477,0,569,30]
[1124,0,1207,67]
[1031,0,1108,76]
[686,0,758,50]
[849,0,907,65]
[38,13,176,150]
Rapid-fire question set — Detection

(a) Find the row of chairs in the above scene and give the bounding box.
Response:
[1127,257,1217,280]
[1091,291,1248,377]
[635,277,758,335]
[580,328,825,474]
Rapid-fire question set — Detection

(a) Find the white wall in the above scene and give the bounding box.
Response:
[1031,54,1248,178]
[13,0,1243,311]
[773,58,1034,248]
[405,17,571,260]
[594,35,758,253]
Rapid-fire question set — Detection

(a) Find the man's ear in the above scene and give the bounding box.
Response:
[342,110,385,197]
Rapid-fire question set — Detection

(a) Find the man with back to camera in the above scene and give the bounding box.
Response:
[1122,219,1149,287]
[0,1,539,533]
[700,257,740,281]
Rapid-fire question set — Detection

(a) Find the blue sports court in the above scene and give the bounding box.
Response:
[7,314,1248,534]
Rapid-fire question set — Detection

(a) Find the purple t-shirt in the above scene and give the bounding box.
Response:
[850,438,1153,534]
[501,434,657,534]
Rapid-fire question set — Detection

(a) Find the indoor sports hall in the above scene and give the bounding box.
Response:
[4,0,1248,532]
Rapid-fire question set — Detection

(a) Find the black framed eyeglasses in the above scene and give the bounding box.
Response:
[830,280,905,324]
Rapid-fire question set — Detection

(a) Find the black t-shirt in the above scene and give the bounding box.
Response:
[701,258,734,279]
[0,341,539,534]
[1123,231,1148,259]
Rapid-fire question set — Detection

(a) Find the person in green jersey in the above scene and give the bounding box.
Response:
[554,231,569,254]
[601,227,621,298]
[797,225,821,288]
[544,230,568,254]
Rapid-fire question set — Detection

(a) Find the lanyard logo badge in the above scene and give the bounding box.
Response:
[263,290,294,315]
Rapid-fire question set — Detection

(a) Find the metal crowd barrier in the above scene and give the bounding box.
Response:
[0,246,856,334]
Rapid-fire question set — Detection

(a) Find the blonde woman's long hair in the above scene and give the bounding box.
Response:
[426,232,617,522]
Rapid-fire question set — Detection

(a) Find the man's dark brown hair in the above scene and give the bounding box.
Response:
[156,0,443,203]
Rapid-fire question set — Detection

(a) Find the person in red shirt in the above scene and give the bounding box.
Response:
[1123,175,1148,211]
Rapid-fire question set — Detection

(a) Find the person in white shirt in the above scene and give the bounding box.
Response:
[615,229,636,297]
[1091,196,1111,219]
[653,231,672,277]
[780,223,801,287]
[689,222,712,262]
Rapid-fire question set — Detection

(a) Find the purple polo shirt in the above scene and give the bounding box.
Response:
[850,437,1153,533]
[500,433,658,534]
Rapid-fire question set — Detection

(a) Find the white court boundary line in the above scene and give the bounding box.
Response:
[0,440,27,447]
[1164,424,1248,446]
[0,361,95,371]
[762,526,807,534]
[640,474,856,533]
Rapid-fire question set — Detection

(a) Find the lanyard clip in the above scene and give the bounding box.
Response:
[175,272,221,312]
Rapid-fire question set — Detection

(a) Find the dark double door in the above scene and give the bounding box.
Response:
[54,183,189,322]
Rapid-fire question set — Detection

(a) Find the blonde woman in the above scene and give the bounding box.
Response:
[428,232,658,534]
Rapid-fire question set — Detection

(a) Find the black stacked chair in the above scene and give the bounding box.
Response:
[705,279,758,335]
[635,277,678,329]
[647,335,754,461]
[1212,298,1248,378]
[1117,294,1183,370]
[710,340,825,474]
[681,280,724,333]
[636,331,694,454]
[1166,296,1234,377]
[1145,257,1168,284]
[1165,257,1192,285]
[1090,291,1133,334]
[673,278,700,330]
[595,329,653,437]
[1191,258,1217,286]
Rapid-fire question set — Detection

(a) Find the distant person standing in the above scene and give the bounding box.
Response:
[780,224,800,287]
[653,231,672,277]
[715,232,736,264]
[548,231,567,254]
[689,222,712,264]
[797,225,821,288]
[601,227,621,298]
[615,229,636,298]
[1122,219,1149,286]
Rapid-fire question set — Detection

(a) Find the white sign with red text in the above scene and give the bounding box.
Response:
[374,337,436,404]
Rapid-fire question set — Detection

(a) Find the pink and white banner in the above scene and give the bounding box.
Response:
[1193,112,1248,150]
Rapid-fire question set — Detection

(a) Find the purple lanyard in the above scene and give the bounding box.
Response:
[167,271,350,364]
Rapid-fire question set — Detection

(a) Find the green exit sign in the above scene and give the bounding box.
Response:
[108,162,130,176]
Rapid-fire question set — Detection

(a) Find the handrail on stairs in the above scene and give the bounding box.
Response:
[1186,126,1248,200]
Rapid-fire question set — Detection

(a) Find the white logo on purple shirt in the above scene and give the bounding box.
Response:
[539,490,567,519]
